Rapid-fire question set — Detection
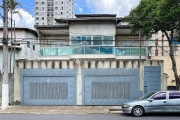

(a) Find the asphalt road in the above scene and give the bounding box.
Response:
[0,113,180,120]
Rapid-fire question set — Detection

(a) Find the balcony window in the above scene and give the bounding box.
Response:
[93,36,102,45]
[103,36,113,45]
[82,36,91,45]
[71,36,81,45]
[50,41,67,47]
[71,36,114,46]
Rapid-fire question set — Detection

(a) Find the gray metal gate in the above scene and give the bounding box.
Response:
[144,66,161,97]
[20,69,77,106]
[82,69,141,105]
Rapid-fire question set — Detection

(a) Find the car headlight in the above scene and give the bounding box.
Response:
[122,104,130,108]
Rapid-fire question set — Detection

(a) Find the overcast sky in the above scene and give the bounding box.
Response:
[0,0,140,29]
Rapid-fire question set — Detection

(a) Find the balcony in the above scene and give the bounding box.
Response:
[40,46,146,56]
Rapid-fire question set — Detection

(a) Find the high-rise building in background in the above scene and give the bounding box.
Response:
[35,0,74,25]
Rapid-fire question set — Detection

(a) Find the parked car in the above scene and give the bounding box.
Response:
[122,91,180,117]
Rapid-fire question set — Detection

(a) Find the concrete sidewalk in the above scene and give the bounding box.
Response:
[0,106,122,114]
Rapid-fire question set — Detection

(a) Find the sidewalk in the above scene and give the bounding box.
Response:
[0,106,122,114]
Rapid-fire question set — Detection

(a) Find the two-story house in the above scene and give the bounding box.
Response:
[13,14,165,106]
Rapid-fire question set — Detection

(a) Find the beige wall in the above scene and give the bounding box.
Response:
[151,56,180,86]
[150,31,180,86]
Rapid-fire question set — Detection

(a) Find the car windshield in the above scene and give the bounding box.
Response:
[141,92,156,100]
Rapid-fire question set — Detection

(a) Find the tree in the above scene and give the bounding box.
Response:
[126,0,180,89]
[8,0,22,73]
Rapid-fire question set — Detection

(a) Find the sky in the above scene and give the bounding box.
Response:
[0,0,140,29]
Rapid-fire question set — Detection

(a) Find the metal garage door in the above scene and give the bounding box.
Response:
[82,69,141,105]
[20,69,77,106]
[144,66,161,97]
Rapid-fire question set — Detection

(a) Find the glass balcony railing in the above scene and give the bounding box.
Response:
[40,46,146,56]
[115,47,146,56]
[40,47,70,56]
[71,46,114,54]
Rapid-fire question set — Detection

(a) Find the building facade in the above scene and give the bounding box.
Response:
[148,31,180,89]
[0,27,38,73]
[13,14,166,106]
[35,0,74,25]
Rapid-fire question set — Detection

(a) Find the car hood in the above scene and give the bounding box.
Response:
[123,99,148,105]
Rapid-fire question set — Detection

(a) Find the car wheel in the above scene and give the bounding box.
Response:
[132,106,144,117]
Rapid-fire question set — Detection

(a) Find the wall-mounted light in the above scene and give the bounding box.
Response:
[171,80,175,82]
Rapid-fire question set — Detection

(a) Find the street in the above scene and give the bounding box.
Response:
[0,113,180,120]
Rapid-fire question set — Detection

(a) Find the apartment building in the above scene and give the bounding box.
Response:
[148,31,180,89]
[35,0,74,25]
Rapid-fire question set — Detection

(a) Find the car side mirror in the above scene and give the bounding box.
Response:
[147,99,154,102]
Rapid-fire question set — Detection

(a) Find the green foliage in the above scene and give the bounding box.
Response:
[126,0,180,40]
[126,0,180,87]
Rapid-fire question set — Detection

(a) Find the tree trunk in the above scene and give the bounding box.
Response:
[165,31,180,90]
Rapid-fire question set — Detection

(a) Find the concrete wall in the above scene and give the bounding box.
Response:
[69,21,116,36]
[14,59,164,105]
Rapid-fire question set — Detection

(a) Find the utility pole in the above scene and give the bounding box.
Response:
[2,0,9,110]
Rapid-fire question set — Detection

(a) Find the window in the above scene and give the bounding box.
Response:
[104,36,113,45]
[33,45,35,51]
[42,17,44,20]
[93,36,102,45]
[173,51,178,56]
[151,92,166,100]
[36,17,39,20]
[71,36,81,45]
[42,2,44,5]
[55,7,58,10]
[36,12,38,15]
[36,7,38,10]
[70,36,114,46]
[27,41,30,48]
[36,2,38,4]
[169,92,180,99]
[50,42,67,47]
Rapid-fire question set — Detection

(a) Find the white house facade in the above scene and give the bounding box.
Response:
[0,27,38,73]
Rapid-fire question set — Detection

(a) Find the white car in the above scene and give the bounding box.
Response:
[122,91,180,117]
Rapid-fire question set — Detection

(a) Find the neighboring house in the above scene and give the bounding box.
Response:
[148,31,180,90]
[13,14,165,106]
[0,27,38,73]
[35,0,74,25]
